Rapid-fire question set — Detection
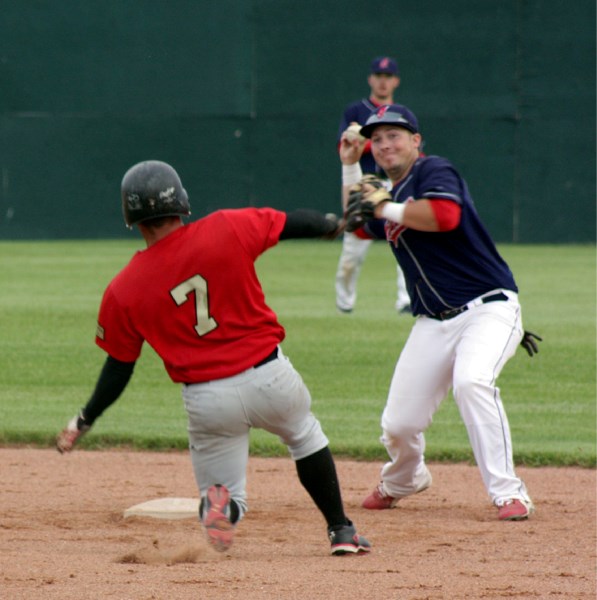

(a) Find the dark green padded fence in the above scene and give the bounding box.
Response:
[1,0,594,242]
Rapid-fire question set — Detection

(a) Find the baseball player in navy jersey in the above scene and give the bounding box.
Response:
[56,160,370,555]
[335,56,411,314]
[340,104,541,521]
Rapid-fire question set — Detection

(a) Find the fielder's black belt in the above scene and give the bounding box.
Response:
[253,346,279,368]
[428,292,509,321]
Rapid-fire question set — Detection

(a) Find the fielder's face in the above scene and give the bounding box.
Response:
[370,125,421,183]
[368,73,400,102]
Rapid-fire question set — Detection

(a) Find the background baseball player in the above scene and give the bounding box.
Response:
[340,105,541,520]
[335,56,411,314]
[56,160,370,556]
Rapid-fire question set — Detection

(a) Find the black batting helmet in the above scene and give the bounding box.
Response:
[121,160,191,228]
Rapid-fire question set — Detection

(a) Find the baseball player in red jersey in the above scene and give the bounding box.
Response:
[56,160,370,556]
[340,105,541,521]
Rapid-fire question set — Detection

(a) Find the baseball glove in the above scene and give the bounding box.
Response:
[520,330,542,357]
[344,175,391,232]
[56,410,91,453]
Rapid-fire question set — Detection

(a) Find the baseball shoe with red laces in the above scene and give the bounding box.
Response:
[200,484,238,551]
[497,498,535,521]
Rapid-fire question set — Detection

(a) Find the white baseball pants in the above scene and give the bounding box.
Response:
[378,290,532,506]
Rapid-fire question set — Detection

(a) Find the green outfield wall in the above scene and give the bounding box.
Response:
[1,1,594,242]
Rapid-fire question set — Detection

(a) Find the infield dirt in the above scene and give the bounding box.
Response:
[1,448,595,599]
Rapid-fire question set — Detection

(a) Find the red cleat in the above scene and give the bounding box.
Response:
[362,484,398,510]
[497,498,534,521]
[201,484,236,551]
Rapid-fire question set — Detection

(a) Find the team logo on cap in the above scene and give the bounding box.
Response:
[379,57,390,69]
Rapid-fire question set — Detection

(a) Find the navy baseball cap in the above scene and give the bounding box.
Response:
[370,56,399,76]
[360,104,419,138]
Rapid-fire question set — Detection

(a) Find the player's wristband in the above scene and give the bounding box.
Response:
[380,202,406,224]
[342,163,363,186]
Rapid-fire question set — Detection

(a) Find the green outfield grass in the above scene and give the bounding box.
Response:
[0,240,595,467]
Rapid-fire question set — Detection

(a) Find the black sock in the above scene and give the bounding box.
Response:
[295,446,349,529]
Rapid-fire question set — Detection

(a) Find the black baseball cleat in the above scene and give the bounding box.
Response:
[328,521,371,556]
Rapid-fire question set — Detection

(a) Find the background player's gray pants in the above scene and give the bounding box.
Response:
[182,348,329,518]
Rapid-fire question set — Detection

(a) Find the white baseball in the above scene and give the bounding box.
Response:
[344,123,365,143]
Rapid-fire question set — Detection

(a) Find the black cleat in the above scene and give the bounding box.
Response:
[328,522,371,556]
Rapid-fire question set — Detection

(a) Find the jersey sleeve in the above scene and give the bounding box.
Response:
[429,199,462,231]
[220,208,286,259]
[96,284,144,362]
[416,156,464,205]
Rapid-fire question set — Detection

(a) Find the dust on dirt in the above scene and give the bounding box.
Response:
[1,448,595,599]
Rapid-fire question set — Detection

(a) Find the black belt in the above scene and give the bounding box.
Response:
[253,347,279,368]
[428,292,509,321]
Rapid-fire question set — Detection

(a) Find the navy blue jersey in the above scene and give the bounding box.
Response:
[366,155,517,316]
[338,98,385,176]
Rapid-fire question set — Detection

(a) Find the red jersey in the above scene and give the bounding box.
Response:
[96,208,287,383]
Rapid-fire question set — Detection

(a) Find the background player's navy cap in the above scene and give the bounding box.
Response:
[370,56,399,76]
[360,104,419,138]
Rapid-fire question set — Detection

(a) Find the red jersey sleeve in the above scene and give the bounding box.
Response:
[219,207,286,258]
[429,198,462,231]
[96,282,144,362]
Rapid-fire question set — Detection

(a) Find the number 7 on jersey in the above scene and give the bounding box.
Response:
[170,274,218,336]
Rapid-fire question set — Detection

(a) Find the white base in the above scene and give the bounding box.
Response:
[123,497,199,520]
